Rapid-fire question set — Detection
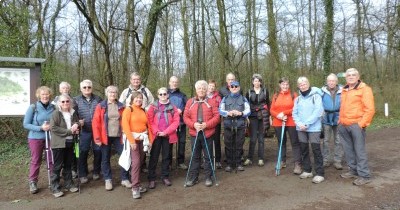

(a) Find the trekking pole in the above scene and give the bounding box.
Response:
[184,131,199,187]
[275,121,286,176]
[213,139,216,170]
[202,131,219,186]
[44,123,52,188]
[233,118,238,173]
[74,130,81,193]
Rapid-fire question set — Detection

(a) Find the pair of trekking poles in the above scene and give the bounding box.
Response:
[184,127,219,187]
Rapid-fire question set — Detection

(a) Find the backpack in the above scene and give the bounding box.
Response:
[125,87,148,102]
[30,103,39,125]
[151,102,175,125]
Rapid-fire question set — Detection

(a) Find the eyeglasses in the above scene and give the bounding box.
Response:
[61,100,70,104]
[83,86,92,89]
[230,85,239,89]
[159,93,167,96]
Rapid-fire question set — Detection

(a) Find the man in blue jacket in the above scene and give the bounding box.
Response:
[168,76,188,169]
[321,73,344,170]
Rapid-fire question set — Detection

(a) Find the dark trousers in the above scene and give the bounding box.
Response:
[188,131,214,180]
[298,132,324,176]
[247,118,265,161]
[169,124,187,165]
[51,142,75,192]
[214,123,222,162]
[79,130,101,177]
[148,136,171,181]
[100,137,129,181]
[224,127,245,167]
[274,126,301,163]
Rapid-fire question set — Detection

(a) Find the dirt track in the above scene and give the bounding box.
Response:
[1,127,400,210]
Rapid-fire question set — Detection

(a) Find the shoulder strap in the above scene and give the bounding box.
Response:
[141,88,148,99]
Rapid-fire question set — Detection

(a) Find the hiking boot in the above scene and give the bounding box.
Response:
[243,159,253,166]
[69,186,79,193]
[293,162,302,175]
[333,162,343,170]
[258,160,265,167]
[323,161,331,168]
[216,162,222,169]
[53,190,64,198]
[340,172,358,179]
[139,186,147,193]
[353,177,371,186]
[105,180,113,191]
[299,172,313,179]
[281,161,287,168]
[148,181,156,189]
[80,177,88,184]
[132,189,141,199]
[72,170,77,179]
[312,175,325,184]
[225,166,232,172]
[121,180,132,188]
[92,173,100,180]
[162,178,172,186]
[29,181,38,194]
[185,178,198,187]
[237,165,245,171]
[205,178,213,187]
[178,163,188,170]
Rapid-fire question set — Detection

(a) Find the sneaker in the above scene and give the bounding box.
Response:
[323,161,331,167]
[237,165,245,171]
[205,178,213,187]
[72,170,77,179]
[92,174,100,180]
[185,178,198,187]
[80,177,89,184]
[105,180,113,191]
[225,166,232,172]
[148,181,156,189]
[293,162,302,175]
[353,177,371,186]
[162,178,172,186]
[340,172,358,179]
[53,190,64,198]
[139,186,147,193]
[258,160,265,167]
[243,159,253,166]
[333,162,343,170]
[121,180,132,188]
[178,163,188,170]
[312,175,325,184]
[69,186,79,193]
[132,189,141,199]
[29,181,38,194]
[299,172,313,179]
[216,162,222,169]
[281,161,287,168]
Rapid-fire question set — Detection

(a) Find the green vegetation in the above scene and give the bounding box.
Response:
[0,76,24,96]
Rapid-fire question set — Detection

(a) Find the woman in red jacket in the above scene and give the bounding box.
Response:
[270,77,302,174]
[147,87,180,189]
[92,86,130,191]
[183,80,220,187]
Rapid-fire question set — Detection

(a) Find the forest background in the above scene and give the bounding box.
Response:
[0,0,399,162]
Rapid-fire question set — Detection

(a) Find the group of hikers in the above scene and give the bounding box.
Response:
[23,68,375,199]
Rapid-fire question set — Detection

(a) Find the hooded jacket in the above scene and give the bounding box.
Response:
[147,100,180,143]
[50,107,79,149]
[321,85,342,126]
[292,87,323,132]
[23,102,55,140]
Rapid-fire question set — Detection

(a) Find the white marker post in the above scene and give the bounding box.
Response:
[384,103,389,117]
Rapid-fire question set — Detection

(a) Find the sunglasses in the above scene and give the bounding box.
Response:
[61,100,70,104]
[230,85,239,88]
[83,86,92,89]
[159,93,167,96]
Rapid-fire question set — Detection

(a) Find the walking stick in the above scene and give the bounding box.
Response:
[44,123,53,187]
[184,131,200,187]
[201,131,219,186]
[275,121,286,176]
[74,131,81,193]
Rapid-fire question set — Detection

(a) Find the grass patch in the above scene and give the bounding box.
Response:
[0,139,30,179]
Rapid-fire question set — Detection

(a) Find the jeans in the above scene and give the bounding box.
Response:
[224,127,245,167]
[79,130,101,177]
[28,139,53,182]
[100,137,129,181]
[338,124,371,178]
[298,132,324,176]
[188,131,214,180]
[247,118,265,161]
[274,126,301,163]
[322,125,344,163]
[148,136,171,181]
[50,142,76,192]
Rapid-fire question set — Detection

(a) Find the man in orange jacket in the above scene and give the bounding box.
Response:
[338,68,375,186]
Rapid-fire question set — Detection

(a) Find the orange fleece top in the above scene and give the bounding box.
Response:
[121,104,153,145]
[270,91,298,126]
[339,82,375,128]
